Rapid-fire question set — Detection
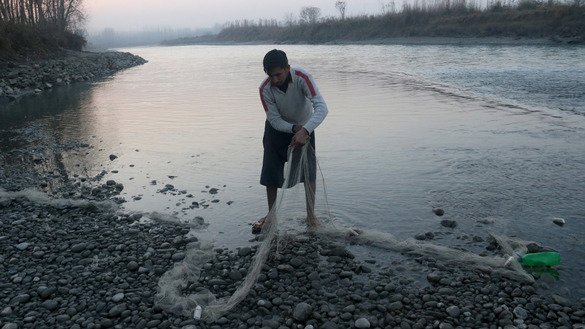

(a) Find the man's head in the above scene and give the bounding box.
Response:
[263,49,290,86]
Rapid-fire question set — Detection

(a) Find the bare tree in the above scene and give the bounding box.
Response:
[283,12,296,26]
[299,6,321,24]
[380,0,397,13]
[0,0,84,31]
[335,1,347,19]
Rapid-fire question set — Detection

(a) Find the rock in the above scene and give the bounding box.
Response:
[112,293,125,302]
[15,242,30,250]
[433,208,445,216]
[171,252,186,261]
[38,286,56,299]
[238,247,252,257]
[446,305,460,317]
[42,299,59,311]
[526,243,544,253]
[127,261,139,271]
[2,323,18,329]
[513,305,528,319]
[328,246,354,258]
[12,294,30,304]
[209,188,219,194]
[552,217,565,226]
[320,322,338,329]
[0,199,12,208]
[440,220,457,228]
[427,272,442,283]
[109,154,118,161]
[1,306,13,316]
[106,180,116,186]
[389,301,403,311]
[229,271,243,281]
[290,256,305,268]
[293,302,312,322]
[355,317,371,328]
[71,243,87,252]
[108,303,127,317]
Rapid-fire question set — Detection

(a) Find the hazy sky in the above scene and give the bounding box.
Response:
[85,0,387,32]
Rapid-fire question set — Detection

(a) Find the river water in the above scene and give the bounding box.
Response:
[1,44,584,298]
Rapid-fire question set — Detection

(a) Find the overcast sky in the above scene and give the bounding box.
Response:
[84,0,388,32]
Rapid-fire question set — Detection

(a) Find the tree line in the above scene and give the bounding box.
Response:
[0,0,83,31]
[211,0,584,44]
[0,0,85,56]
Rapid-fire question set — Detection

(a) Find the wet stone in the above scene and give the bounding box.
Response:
[355,318,371,328]
[293,302,312,322]
[42,299,59,311]
[171,252,186,261]
[127,261,139,271]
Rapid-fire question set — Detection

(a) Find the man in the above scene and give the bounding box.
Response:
[253,49,328,234]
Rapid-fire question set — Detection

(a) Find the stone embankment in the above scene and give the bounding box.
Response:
[0,51,147,103]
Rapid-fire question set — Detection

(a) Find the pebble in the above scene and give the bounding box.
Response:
[293,302,312,322]
[172,252,186,261]
[15,242,30,250]
[1,307,12,316]
[440,220,457,228]
[112,293,125,302]
[355,317,371,328]
[127,261,139,271]
[41,299,59,311]
[1,150,585,329]
[446,305,460,317]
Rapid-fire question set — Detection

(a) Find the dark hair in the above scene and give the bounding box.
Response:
[263,49,288,73]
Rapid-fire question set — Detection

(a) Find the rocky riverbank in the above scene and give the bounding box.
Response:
[1,127,585,329]
[0,50,147,104]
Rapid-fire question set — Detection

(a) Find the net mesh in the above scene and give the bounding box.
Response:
[154,142,536,321]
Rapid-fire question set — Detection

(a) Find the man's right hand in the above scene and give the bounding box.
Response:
[290,126,309,149]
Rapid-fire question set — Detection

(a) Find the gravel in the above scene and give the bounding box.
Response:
[1,116,584,329]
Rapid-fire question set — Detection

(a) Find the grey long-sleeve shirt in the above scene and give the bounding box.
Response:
[259,66,328,134]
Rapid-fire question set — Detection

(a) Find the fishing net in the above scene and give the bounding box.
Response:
[154,141,536,321]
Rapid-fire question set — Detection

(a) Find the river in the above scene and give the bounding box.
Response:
[1,44,584,298]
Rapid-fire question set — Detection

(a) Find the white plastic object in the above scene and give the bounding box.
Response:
[193,305,202,319]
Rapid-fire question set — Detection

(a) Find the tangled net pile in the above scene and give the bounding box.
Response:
[154,143,535,321]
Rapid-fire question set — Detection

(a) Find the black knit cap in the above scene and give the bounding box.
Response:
[263,49,288,73]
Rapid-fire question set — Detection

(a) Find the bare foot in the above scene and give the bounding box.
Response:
[252,217,267,234]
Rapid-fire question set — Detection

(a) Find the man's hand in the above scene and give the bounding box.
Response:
[290,126,309,149]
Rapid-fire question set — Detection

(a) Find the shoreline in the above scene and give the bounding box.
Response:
[160,36,585,48]
[1,124,584,328]
[0,50,147,105]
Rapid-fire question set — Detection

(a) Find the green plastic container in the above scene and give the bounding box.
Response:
[520,251,561,267]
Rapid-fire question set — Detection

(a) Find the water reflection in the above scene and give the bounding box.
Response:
[1,45,585,299]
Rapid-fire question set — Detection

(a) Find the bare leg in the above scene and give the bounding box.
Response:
[304,181,318,227]
[266,186,277,214]
[253,186,277,232]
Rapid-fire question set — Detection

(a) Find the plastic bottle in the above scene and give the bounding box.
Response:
[520,251,561,267]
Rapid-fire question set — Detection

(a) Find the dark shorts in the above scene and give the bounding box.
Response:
[260,121,316,188]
